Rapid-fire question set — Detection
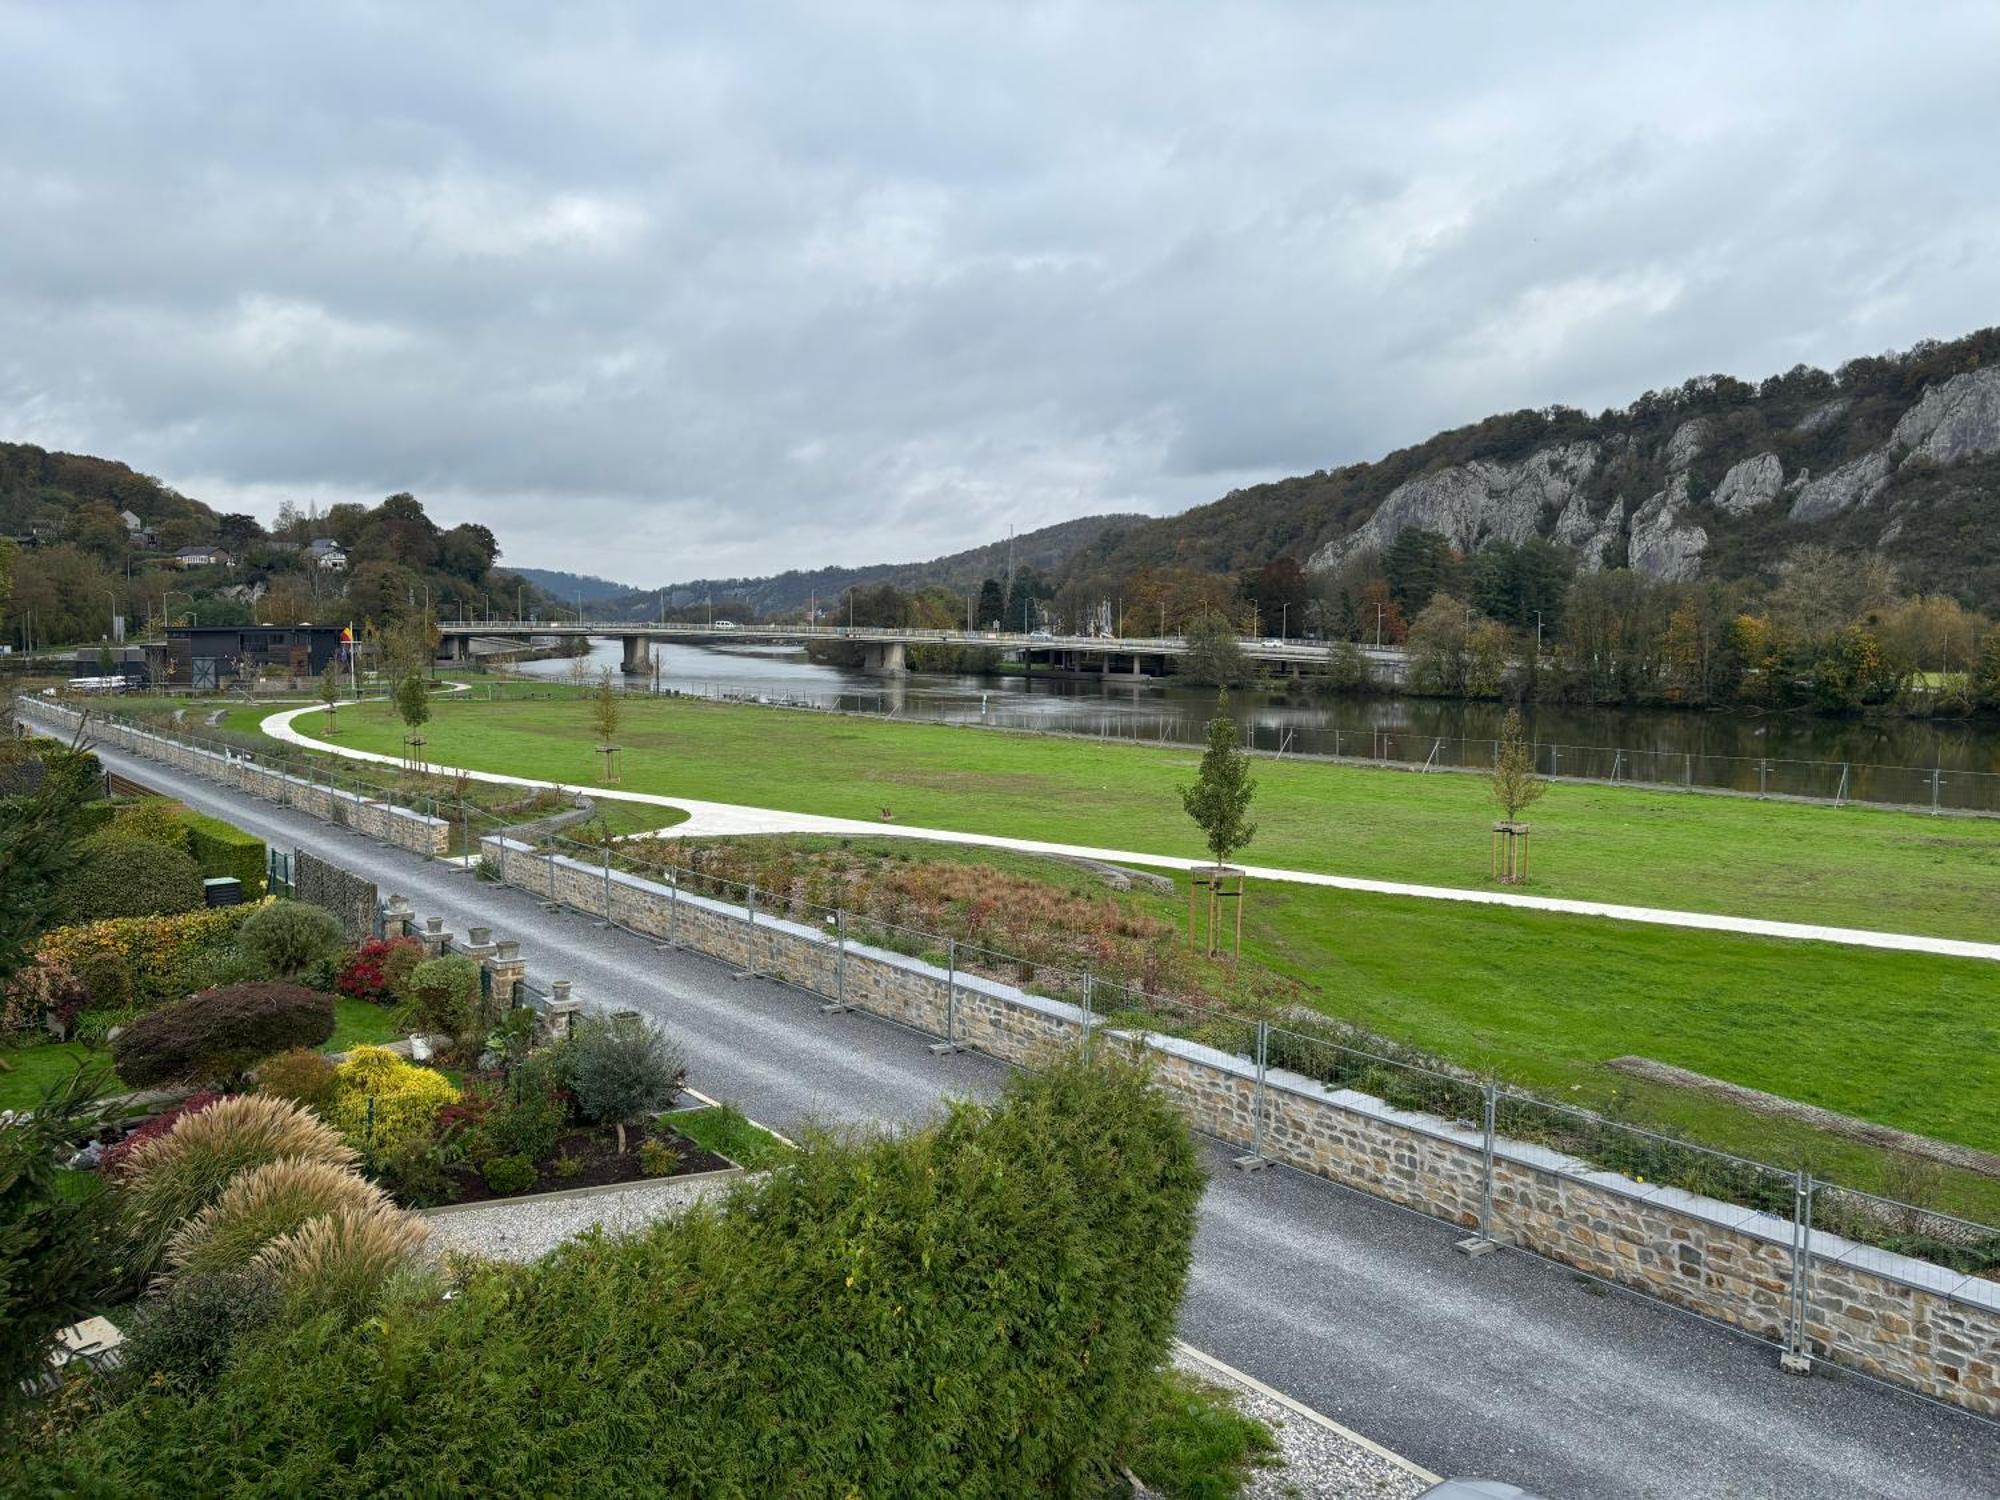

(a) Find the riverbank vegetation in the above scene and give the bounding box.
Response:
[295,691,2000,940]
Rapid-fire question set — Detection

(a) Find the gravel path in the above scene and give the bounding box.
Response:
[422,1172,741,1262]
[1169,1345,1434,1499]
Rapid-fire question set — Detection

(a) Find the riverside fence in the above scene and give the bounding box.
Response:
[18,693,2000,1417]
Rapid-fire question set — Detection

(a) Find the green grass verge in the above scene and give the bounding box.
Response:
[1119,1368,1279,1500]
[328,998,405,1053]
[297,694,2000,939]
[670,1103,794,1171]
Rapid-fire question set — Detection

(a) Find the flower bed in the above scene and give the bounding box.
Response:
[431,1122,734,1206]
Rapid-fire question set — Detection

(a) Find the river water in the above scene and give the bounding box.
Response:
[513,640,2000,813]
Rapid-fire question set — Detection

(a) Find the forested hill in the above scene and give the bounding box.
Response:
[1064,327,2000,610]
[1,441,219,542]
[506,568,640,608]
[591,512,1145,619]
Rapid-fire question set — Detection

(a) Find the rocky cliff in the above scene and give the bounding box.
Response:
[1076,327,2000,609]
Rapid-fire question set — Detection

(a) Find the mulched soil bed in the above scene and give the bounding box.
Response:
[440,1126,733,1206]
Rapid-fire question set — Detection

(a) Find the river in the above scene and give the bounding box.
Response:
[512,639,2000,813]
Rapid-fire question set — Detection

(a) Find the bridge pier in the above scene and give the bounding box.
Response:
[860,641,908,675]
[621,636,650,674]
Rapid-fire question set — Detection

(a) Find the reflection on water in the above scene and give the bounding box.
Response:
[513,640,2000,812]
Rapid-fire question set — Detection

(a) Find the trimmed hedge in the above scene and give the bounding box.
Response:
[52,831,204,926]
[111,983,336,1089]
[181,811,266,900]
[25,1049,1205,1496]
[34,906,255,1022]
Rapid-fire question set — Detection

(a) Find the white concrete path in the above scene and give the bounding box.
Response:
[262,702,2000,964]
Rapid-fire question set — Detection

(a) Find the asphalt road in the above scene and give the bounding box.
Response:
[79,736,2000,1499]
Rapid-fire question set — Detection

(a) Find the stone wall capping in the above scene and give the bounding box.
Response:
[1833,1241,1980,1302]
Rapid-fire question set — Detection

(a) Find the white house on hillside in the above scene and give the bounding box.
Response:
[306,537,349,572]
[172,545,232,569]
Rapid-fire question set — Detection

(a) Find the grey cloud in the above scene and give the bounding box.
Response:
[2,1,1998,580]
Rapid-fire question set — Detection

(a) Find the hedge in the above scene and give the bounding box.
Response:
[111,983,336,1089]
[51,831,204,926]
[180,811,266,900]
[34,906,256,1022]
[23,1049,1205,1496]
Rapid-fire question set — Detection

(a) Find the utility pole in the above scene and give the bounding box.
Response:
[1375,603,1384,648]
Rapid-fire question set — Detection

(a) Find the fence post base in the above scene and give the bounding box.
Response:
[1453,1236,1499,1258]
[1778,1352,1813,1376]
[1230,1154,1271,1173]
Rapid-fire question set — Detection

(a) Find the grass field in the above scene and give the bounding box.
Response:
[299,692,2000,940]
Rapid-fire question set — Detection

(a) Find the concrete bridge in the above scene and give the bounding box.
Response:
[435,619,1409,682]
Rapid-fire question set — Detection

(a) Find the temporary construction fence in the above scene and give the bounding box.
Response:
[17,693,2000,1416]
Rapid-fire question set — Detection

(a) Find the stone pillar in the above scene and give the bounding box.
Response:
[384,895,414,940]
[485,940,524,1006]
[860,640,908,675]
[458,924,497,964]
[543,979,584,1040]
[621,635,649,674]
[420,915,450,958]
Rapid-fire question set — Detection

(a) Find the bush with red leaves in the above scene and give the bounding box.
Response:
[99,1090,223,1176]
[110,983,336,1089]
[335,938,422,1006]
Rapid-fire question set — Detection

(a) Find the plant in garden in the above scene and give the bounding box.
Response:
[165,1158,389,1280]
[119,1094,357,1278]
[110,983,336,1089]
[0,956,89,1038]
[34,906,255,1032]
[235,901,347,980]
[251,1202,430,1325]
[326,1046,459,1161]
[560,1014,686,1152]
[1123,1368,1279,1499]
[335,937,421,1005]
[255,1047,338,1113]
[318,661,341,737]
[0,735,96,996]
[116,1268,281,1393]
[112,798,194,850]
[401,955,482,1040]
[480,1153,535,1195]
[99,1092,223,1177]
[638,1139,678,1178]
[52,830,204,925]
[23,1049,1204,1493]
[0,1065,120,1410]
[478,1059,571,1163]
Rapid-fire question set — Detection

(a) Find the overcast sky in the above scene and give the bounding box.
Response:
[3,3,1996,584]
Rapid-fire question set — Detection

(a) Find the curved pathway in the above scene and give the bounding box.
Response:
[261,702,2000,963]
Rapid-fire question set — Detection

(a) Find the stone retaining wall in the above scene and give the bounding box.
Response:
[21,699,450,856]
[483,835,2000,1417]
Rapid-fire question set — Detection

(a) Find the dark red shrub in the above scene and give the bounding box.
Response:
[100,1090,222,1176]
[110,983,336,1089]
[335,938,421,1005]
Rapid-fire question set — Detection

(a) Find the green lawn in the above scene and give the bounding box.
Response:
[0,999,403,1112]
[300,694,2000,940]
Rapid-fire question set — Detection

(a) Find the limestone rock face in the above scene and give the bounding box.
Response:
[1790,449,1893,522]
[1797,398,1850,434]
[1663,418,1710,475]
[1890,366,2000,465]
[1309,441,1599,568]
[1628,473,1707,580]
[1710,452,1784,515]
[1551,490,1623,570]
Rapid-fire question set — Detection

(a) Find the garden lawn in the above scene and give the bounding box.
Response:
[0,1041,105,1113]
[304,694,2000,940]
[329,998,404,1053]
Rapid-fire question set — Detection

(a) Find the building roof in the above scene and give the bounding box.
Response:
[305,537,345,553]
[174,546,225,558]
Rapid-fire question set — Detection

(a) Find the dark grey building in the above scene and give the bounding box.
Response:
[164,624,346,688]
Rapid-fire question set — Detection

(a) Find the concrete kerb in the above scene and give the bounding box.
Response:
[417,1163,744,1219]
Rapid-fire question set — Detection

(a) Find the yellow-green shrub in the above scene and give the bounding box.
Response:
[328,1047,458,1160]
[35,906,255,1023]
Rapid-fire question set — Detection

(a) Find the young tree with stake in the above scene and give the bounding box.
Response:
[1178,694,1257,956]
[1490,707,1545,883]
[590,666,623,782]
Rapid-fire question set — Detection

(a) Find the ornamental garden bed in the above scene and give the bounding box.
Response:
[432,1121,735,1205]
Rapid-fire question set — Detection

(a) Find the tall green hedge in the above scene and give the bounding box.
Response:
[180,812,266,900]
[24,1050,1204,1497]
